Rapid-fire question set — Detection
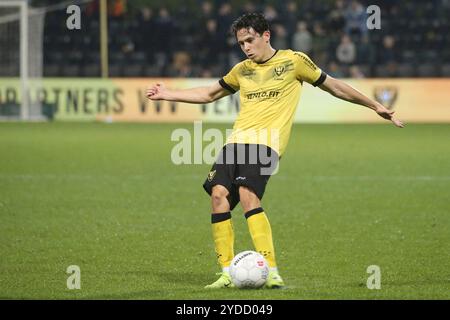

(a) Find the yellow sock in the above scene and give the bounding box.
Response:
[211,212,234,270]
[245,208,277,268]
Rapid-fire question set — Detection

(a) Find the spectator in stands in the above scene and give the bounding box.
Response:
[327,0,346,35]
[386,62,398,77]
[263,5,279,24]
[85,1,99,17]
[336,35,356,65]
[200,19,223,67]
[196,0,216,36]
[120,35,135,56]
[40,0,446,78]
[327,61,345,78]
[272,24,288,50]
[166,51,196,77]
[292,21,312,55]
[200,1,215,21]
[217,3,234,38]
[349,65,365,78]
[200,68,213,78]
[311,22,331,68]
[377,35,399,64]
[356,34,376,65]
[240,1,257,15]
[109,0,127,19]
[344,0,367,37]
[154,8,175,56]
[138,7,156,54]
[282,1,299,38]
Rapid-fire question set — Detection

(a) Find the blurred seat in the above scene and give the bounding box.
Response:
[108,64,122,77]
[67,50,84,64]
[81,64,100,77]
[122,64,143,77]
[109,52,126,65]
[397,64,416,77]
[129,51,147,64]
[443,48,450,63]
[397,18,410,33]
[209,65,225,78]
[411,34,424,50]
[441,64,450,77]
[46,51,64,64]
[61,65,80,77]
[420,50,439,64]
[56,34,72,47]
[108,19,121,34]
[85,52,100,64]
[339,65,350,78]
[43,64,60,77]
[81,35,94,48]
[357,65,372,77]
[89,20,99,30]
[374,65,393,77]
[0,64,19,77]
[44,35,58,51]
[143,65,163,77]
[416,64,438,77]
[401,50,417,64]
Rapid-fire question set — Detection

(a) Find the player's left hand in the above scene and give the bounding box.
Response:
[375,105,404,128]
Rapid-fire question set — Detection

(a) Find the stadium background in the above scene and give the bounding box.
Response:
[1,0,450,122]
[0,0,449,300]
[26,0,450,78]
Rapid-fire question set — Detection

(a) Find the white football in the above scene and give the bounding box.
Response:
[229,250,269,289]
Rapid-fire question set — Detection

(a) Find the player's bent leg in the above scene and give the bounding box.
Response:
[238,186,261,213]
[205,185,235,289]
[211,185,231,213]
[239,186,285,289]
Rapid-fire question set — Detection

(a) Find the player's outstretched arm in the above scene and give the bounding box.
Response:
[146,81,231,104]
[319,76,404,128]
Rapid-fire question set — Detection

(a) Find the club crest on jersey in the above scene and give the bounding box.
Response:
[274,65,285,77]
[207,170,216,182]
[273,63,293,80]
[374,86,398,110]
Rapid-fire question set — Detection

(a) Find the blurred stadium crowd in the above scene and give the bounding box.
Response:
[36,0,450,78]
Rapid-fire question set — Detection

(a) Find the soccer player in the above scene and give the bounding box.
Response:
[146,13,403,289]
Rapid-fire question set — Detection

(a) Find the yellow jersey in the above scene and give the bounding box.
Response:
[219,49,326,156]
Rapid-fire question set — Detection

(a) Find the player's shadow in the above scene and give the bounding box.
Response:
[80,271,210,299]
[155,270,211,285]
[80,290,171,300]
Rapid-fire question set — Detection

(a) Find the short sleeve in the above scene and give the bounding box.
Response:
[294,51,327,87]
[219,64,240,93]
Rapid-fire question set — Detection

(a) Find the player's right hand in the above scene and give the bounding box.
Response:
[375,105,405,128]
[146,83,165,100]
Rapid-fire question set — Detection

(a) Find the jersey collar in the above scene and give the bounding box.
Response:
[256,49,279,65]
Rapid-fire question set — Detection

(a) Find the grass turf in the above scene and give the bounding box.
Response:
[0,122,449,299]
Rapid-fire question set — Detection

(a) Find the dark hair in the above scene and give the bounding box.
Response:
[230,13,270,37]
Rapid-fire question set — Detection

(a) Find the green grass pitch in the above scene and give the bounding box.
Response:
[0,122,449,299]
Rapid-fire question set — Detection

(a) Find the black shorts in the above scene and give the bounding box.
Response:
[202,143,279,211]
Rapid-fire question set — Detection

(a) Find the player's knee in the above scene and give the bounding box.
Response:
[239,186,256,200]
[211,185,229,207]
[239,186,260,211]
